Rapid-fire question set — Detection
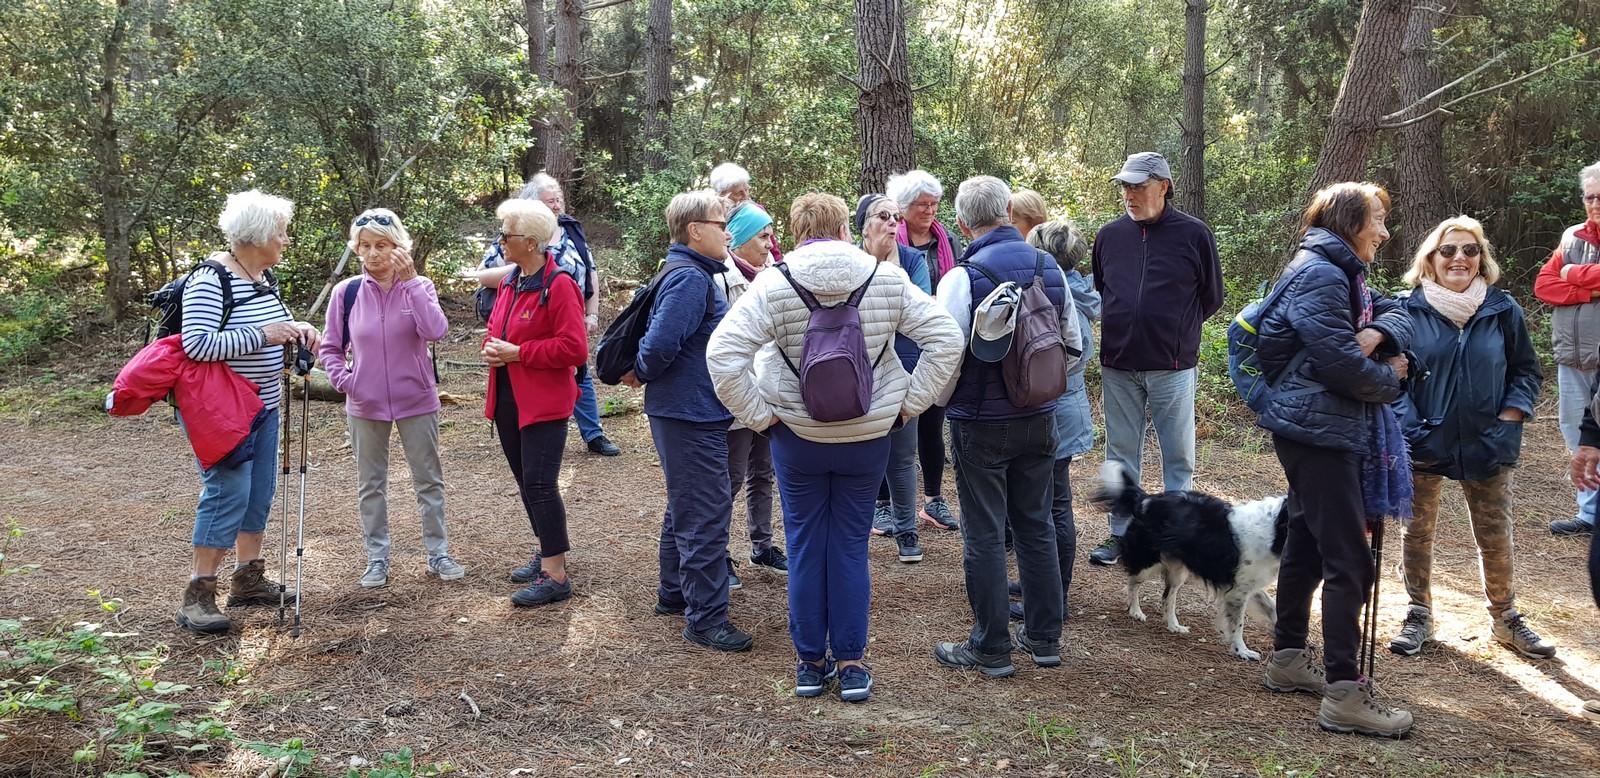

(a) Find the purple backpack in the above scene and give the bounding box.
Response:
[776,263,889,422]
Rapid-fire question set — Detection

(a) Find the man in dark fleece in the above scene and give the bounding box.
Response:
[1088,152,1224,566]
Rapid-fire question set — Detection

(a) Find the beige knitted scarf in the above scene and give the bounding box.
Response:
[1421,276,1487,328]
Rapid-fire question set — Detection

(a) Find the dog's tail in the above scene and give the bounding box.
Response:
[1093,461,1145,519]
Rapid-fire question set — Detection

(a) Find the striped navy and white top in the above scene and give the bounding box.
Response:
[180,260,292,410]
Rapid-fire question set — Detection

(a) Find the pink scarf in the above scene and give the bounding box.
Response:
[897,220,956,278]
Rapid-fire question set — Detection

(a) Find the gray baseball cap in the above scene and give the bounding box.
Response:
[1111,152,1173,185]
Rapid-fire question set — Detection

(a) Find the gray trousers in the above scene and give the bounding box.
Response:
[726,427,776,555]
[350,413,449,562]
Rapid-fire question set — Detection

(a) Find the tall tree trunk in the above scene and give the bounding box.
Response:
[1305,0,1411,194]
[95,0,133,319]
[1179,0,1207,219]
[641,0,673,172]
[523,0,549,178]
[544,0,582,186]
[853,0,914,194]
[1396,0,1451,257]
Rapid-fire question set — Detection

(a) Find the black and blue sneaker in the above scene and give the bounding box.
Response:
[794,660,836,698]
[838,664,873,703]
[509,552,544,584]
[510,571,572,607]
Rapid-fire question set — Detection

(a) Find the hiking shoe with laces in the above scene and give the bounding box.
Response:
[794,660,836,698]
[1012,625,1062,668]
[176,577,231,633]
[920,497,959,530]
[683,623,754,652]
[653,599,685,616]
[1319,678,1414,738]
[871,501,893,536]
[934,640,1016,678]
[428,555,466,581]
[751,546,789,574]
[226,559,295,607]
[1493,609,1557,659]
[1263,647,1326,695]
[838,664,873,702]
[1388,606,1432,656]
[510,572,572,607]
[726,557,743,591]
[360,560,390,589]
[896,531,923,563]
[509,552,544,583]
[1088,536,1121,566]
[1549,518,1593,536]
[587,435,621,456]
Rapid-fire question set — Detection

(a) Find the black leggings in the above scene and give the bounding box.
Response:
[919,404,947,497]
[493,370,571,557]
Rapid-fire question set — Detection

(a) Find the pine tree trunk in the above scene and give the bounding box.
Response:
[1179,0,1207,219]
[544,0,582,186]
[523,0,548,178]
[96,0,133,319]
[1305,0,1411,195]
[641,0,673,172]
[1395,0,1451,256]
[853,0,914,194]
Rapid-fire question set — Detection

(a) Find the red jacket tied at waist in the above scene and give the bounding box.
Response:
[107,335,266,470]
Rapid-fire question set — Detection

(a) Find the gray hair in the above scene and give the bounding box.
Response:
[1027,218,1089,274]
[709,162,750,195]
[666,189,726,243]
[954,176,1012,229]
[218,189,294,246]
[1581,161,1600,191]
[347,207,413,252]
[518,172,563,200]
[886,169,943,208]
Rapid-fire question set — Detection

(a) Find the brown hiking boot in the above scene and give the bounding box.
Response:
[1319,678,1413,738]
[1492,609,1557,660]
[1262,647,1326,695]
[175,577,231,633]
[226,559,296,607]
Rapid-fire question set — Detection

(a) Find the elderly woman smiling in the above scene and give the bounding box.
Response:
[176,189,320,634]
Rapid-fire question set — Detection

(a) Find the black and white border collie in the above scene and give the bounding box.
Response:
[1093,462,1289,661]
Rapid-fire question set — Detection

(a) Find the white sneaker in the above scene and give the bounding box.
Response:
[360,560,389,588]
[429,555,467,581]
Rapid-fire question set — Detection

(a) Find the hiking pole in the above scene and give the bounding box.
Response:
[277,346,293,625]
[1366,519,1386,681]
[290,343,313,638]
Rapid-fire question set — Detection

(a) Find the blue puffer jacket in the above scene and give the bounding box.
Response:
[1393,285,1542,481]
[1255,228,1413,453]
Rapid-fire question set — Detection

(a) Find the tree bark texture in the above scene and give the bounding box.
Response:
[1306,0,1411,195]
[544,0,582,186]
[1395,0,1452,256]
[1179,0,1207,219]
[96,0,133,319]
[641,0,673,172]
[523,0,549,177]
[853,0,914,194]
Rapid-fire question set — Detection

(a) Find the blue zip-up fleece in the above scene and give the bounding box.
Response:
[892,243,932,370]
[1393,285,1541,481]
[1091,206,1223,371]
[637,244,733,424]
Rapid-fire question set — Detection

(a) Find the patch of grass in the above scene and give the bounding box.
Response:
[1103,738,1149,778]
[0,384,113,422]
[916,762,951,778]
[1251,750,1323,777]
[1022,712,1077,757]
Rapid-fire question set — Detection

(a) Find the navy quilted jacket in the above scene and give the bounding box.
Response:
[1255,228,1413,453]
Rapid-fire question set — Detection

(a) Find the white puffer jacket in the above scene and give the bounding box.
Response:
[707,239,963,443]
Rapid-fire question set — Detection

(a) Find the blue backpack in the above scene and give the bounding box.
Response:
[1227,264,1314,414]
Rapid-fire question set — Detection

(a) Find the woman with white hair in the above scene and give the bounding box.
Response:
[318,208,461,589]
[886,169,963,531]
[482,198,591,608]
[710,162,784,262]
[175,189,320,634]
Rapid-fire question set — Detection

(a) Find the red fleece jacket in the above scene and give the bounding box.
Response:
[1534,220,1600,306]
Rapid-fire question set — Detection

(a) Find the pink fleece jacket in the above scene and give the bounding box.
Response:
[319,275,450,422]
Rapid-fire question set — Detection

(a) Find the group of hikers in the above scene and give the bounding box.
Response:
[140,153,1600,738]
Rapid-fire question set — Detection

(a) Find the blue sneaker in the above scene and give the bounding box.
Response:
[838,664,873,702]
[795,660,836,697]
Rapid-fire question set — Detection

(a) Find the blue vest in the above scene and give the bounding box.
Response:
[947,226,1069,422]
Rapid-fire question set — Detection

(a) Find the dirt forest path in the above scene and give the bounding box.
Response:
[4,325,1600,776]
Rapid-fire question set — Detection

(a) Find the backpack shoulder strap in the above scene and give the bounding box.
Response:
[962,258,1005,288]
[845,264,879,307]
[340,279,361,349]
[1033,249,1047,281]
[776,263,822,311]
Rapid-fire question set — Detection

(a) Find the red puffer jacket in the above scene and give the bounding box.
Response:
[108,335,266,470]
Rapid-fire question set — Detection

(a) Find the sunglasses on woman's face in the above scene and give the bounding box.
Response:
[355,213,395,227]
[873,211,903,223]
[1437,243,1481,259]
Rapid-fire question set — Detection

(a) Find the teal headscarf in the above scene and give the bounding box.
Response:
[727,203,773,251]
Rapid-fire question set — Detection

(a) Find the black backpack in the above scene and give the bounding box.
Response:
[147,259,278,343]
[594,260,714,385]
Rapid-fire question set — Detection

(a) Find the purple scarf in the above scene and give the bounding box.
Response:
[1352,270,1413,526]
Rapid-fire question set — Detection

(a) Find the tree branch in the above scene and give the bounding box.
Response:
[1206,47,1240,78]
[836,71,867,93]
[1379,45,1600,129]
[583,68,641,82]
[1380,49,1509,122]
[583,0,633,11]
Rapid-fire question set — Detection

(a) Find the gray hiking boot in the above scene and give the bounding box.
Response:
[226,559,295,607]
[1319,678,1414,738]
[360,560,390,589]
[1388,606,1432,656]
[176,577,231,633]
[428,555,467,581]
[871,501,893,536]
[1493,609,1556,660]
[1262,647,1326,695]
[933,640,1016,678]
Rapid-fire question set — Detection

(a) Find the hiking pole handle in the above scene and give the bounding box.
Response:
[293,343,313,376]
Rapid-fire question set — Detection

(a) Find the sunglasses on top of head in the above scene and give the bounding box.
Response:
[1436,243,1481,259]
[354,213,395,227]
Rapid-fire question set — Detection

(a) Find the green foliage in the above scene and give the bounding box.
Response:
[345,747,456,777]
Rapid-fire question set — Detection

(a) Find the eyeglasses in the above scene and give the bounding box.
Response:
[1436,243,1481,259]
[1584,194,1600,205]
[496,232,532,244]
[873,211,903,223]
[1118,181,1154,192]
[355,213,395,227]
[693,219,729,230]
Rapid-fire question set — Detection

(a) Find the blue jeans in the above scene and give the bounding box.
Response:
[1557,364,1598,526]
[1054,370,1095,459]
[769,424,889,662]
[181,408,280,549]
[951,416,1062,653]
[885,417,920,536]
[1101,367,1196,536]
[572,366,605,443]
[650,416,733,633]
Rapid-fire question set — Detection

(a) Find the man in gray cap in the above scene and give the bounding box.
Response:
[1087,152,1223,566]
